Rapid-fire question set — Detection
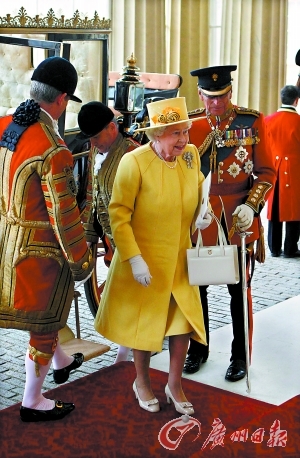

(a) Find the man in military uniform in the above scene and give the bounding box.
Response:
[184,65,276,381]
[78,101,140,363]
[0,57,94,421]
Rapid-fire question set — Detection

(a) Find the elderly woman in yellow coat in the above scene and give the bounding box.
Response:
[94,98,211,414]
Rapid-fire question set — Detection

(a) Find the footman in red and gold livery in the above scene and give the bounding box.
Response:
[0,57,94,422]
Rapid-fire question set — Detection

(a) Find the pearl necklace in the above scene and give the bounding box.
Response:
[152,144,177,169]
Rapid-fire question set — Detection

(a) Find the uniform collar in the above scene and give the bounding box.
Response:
[277,105,297,113]
[40,108,62,137]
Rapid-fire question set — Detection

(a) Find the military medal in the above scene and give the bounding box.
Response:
[235,145,248,162]
[206,109,235,172]
[214,128,225,148]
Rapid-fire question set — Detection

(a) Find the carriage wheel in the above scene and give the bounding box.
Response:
[84,241,107,317]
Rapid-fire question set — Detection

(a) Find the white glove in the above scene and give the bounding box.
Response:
[74,270,94,289]
[195,210,212,230]
[129,255,152,287]
[232,204,254,230]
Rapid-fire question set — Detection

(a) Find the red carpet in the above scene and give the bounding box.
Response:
[0,362,298,458]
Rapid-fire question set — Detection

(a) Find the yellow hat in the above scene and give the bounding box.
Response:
[134,97,203,131]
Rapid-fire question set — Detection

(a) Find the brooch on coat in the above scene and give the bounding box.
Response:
[182,151,193,168]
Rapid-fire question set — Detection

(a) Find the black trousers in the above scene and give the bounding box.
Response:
[188,247,252,363]
[268,220,300,256]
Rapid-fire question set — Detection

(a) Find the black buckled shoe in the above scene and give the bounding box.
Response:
[20,400,75,422]
[53,353,84,384]
[225,359,246,382]
[183,354,207,374]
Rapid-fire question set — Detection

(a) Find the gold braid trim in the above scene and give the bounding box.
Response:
[28,345,53,377]
[228,216,266,264]
[228,215,254,251]
[235,107,260,117]
[228,215,239,240]
[246,182,272,213]
[255,222,266,264]
[197,131,215,158]
[188,108,206,116]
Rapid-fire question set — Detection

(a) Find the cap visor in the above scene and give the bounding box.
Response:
[200,85,232,97]
[69,94,82,103]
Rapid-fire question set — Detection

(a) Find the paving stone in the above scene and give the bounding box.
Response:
[1,217,299,409]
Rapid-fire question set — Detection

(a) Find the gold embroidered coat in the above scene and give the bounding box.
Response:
[0,112,93,332]
[81,132,139,247]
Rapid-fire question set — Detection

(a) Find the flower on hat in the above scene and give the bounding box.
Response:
[151,106,181,125]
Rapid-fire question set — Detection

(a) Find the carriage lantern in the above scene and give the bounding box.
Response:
[114,53,145,131]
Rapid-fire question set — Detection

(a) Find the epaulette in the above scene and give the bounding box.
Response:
[188,107,206,118]
[235,106,260,117]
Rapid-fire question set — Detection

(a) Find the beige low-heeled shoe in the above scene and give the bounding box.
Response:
[133,381,160,413]
[165,384,194,415]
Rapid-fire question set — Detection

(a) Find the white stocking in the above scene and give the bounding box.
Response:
[114,345,131,363]
[22,350,55,410]
[52,339,73,370]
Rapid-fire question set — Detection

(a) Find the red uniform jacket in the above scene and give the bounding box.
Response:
[0,110,93,333]
[189,105,276,247]
[265,108,300,222]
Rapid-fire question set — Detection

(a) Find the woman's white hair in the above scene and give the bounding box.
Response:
[146,121,192,141]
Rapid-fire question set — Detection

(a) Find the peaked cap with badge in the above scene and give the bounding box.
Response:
[190,65,237,96]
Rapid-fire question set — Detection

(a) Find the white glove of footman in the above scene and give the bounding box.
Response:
[129,255,152,287]
[195,210,212,230]
[232,204,254,230]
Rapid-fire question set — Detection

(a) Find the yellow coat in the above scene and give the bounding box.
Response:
[94,143,207,351]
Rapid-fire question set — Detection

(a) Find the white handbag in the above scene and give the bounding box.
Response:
[187,214,240,286]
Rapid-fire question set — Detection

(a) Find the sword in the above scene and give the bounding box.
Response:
[238,231,252,393]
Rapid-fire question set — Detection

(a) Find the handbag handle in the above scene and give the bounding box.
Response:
[196,213,228,251]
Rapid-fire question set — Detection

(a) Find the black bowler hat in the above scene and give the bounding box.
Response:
[31,57,82,103]
[77,101,114,138]
[296,49,300,66]
[190,65,237,96]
